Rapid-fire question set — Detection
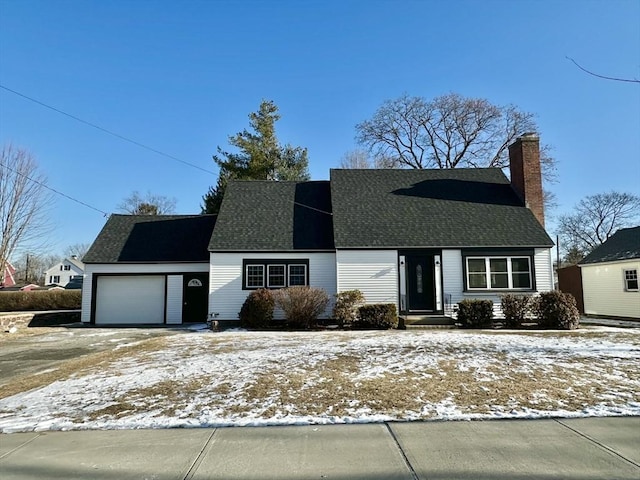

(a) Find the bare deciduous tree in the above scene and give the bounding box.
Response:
[355,93,556,181]
[63,242,91,260]
[117,191,177,215]
[557,191,640,259]
[339,150,395,169]
[0,144,52,283]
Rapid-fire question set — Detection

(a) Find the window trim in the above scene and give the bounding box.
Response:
[624,268,638,292]
[242,259,309,290]
[245,264,265,289]
[463,253,534,292]
[267,264,286,288]
[287,264,308,287]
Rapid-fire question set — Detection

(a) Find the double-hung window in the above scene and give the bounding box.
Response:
[243,259,309,289]
[624,269,638,291]
[466,256,532,290]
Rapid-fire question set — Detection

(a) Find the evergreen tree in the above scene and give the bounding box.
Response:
[202,100,310,213]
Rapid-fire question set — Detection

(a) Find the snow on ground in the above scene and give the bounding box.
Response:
[1,327,639,433]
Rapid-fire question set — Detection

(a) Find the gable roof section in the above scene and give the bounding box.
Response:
[330,168,554,248]
[84,214,217,263]
[579,226,640,265]
[209,180,334,251]
[67,257,85,270]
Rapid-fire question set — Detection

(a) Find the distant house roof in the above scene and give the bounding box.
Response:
[579,226,640,265]
[67,257,85,270]
[330,168,554,248]
[209,180,334,251]
[84,214,217,263]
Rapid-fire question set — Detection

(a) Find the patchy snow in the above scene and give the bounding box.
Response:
[1,328,639,433]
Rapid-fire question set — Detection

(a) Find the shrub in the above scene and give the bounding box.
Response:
[333,290,365,328]
[500,294,531,328]
[0,290,82,312]
[532,291,580,330]
[273,286,329,329]
[238,288,274,329]
[457,299,494,328]
[354,303,398,329]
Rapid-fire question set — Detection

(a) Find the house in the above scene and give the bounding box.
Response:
[578,226,640,320]
[1,261,17,288]
[81,133,554,326]
[44,256,85,286]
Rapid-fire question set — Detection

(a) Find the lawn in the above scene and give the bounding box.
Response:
[1,327,639,433]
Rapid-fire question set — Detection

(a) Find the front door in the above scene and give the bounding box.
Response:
[407,255,436,312]
[182,273,209,323]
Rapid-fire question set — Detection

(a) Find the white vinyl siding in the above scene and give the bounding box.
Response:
[534,248,553,292]
[166,275,183,324]
[210,252,336,321]
[95,276,165,324]
[581,260,640,319]
[44,260,84,287]
[336,250,398,308]
[81,263,208,323]
[442,249,464,312]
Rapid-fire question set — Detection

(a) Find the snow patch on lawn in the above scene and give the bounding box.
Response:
[1,328,639,433]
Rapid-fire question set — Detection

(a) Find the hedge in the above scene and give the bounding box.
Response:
[0,290,82,312]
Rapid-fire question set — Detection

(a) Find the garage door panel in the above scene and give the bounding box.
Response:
[96,276,165,324]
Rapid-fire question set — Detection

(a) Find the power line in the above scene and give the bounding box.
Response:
[0,84,217,175]
[0,160,110,217]
[566,57,640,84]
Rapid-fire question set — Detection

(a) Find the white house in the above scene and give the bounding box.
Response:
[81,135,554,326]
[44,256,85,286]
[579,226,640,320]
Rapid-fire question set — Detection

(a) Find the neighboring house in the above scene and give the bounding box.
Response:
[578,226,640,320]
[44,256,85,286]
[81,134,554,325]
[1,261,17,287]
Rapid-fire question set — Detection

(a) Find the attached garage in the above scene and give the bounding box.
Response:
[95,276,165,325]
[81,214,217,326]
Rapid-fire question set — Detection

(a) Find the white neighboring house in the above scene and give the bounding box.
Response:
[579,226,640,320]
[44,256,85,286]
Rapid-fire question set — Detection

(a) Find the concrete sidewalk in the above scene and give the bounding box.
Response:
[1,417,638,479]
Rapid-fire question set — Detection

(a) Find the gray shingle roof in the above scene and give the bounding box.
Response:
[579,226,640,264]
[330,168,554,248]
[84,214,217,263]
[208,180,334,251]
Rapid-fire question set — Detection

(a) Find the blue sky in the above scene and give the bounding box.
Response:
[1,0,639,258]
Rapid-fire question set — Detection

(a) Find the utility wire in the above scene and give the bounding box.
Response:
[0,160,110,217]
[566,57,640,84]
[0,84,217,175]
[1,84,332,216]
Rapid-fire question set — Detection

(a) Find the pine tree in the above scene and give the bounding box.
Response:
[202,100,310,213]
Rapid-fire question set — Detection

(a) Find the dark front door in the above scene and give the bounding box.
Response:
[407,255,436,312]
[182,273,209,323]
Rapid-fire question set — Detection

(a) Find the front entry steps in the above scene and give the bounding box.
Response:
[402,315,457,329]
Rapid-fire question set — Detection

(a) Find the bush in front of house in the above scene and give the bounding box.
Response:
[0,290,82,312]
[354,303,398,329]
[239,288,275,329]
[531,291,580,330]
[457,299,494,328]
[273,286,329,329]
[500,294,532,328]
[333,289,365,328]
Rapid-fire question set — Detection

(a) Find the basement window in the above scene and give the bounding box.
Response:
[624,269,638,291]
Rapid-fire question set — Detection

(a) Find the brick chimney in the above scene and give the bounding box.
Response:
[508,133,544,227]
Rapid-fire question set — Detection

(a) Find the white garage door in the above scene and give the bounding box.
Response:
[95,276,165,324]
